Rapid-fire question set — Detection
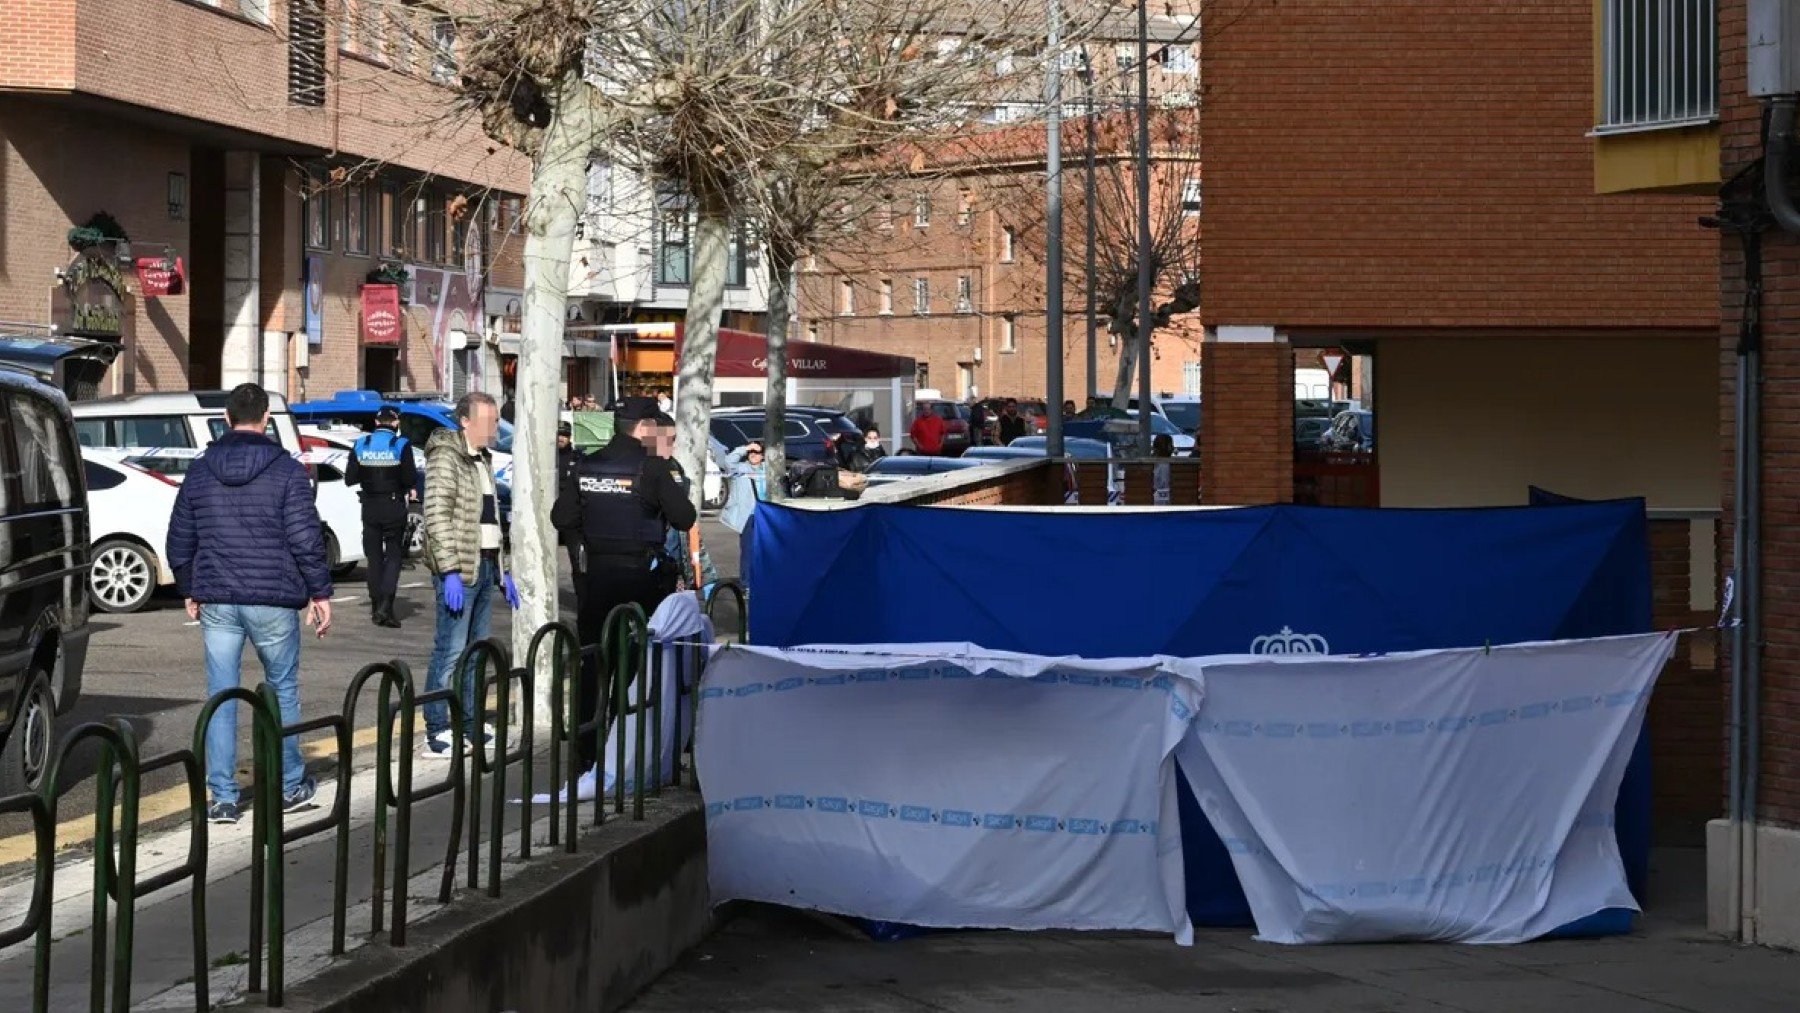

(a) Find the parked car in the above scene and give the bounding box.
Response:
[290,390,515,513]
[81,449,179,614]
[1321,409,1376,453]
[72,390,308,477]
[290,427,376,577]
[864,455,986,486]
[1155,396,1201,436]
[709,410,843,464]
[1295,416,1332,450]
[0,372,91,793]
[1061,414,1195,454]
[0,332,121,401]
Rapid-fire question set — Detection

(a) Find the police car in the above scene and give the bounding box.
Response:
[290,391,515,512]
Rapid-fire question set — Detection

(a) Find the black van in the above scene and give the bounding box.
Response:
[0,370,90,794]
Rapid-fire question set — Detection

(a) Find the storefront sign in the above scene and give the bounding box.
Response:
[361,283,402,345]
[54,248,128,338]
[134,256,186,298]
[304,254,325,349]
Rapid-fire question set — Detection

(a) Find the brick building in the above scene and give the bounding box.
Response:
[0,0,529,400]
[1198,0,1722,856]
[795,19,1206,406]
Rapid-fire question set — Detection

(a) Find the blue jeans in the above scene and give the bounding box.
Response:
[201,604,308,806]
[424,556,498,737]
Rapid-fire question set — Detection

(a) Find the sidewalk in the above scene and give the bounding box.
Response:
[0,739,693,1010]
[630,849,1800,1013]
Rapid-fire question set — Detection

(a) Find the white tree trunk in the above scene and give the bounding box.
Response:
[675,193,731,518]
[513,72,597,725]
[1109,325,1138,411]
[761,247,796,502]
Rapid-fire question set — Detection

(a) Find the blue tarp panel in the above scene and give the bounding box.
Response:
[747,500,1654,932]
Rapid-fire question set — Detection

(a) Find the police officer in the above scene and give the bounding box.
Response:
[552,396,696,771]
[555,421,584,586]
[344,405,417,628]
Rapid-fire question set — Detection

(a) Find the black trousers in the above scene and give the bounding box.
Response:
[361,495,409,603]
[574,550,677,766]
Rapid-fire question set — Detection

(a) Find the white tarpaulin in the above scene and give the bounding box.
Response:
[697,644,1202,943]
[1172,633,1676,944]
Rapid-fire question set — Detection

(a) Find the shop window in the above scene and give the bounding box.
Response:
[305,187,331,251]
[346,184,369,255]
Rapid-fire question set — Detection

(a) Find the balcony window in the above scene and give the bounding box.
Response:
[657,190,691,286]
[914,193,931,228]
[1001,226,1015,263]
[1163,45,1197,75]
[840,279,855,316]
[431,16,459,84]
[955,275,972,314]
[879,278,894,314]
[1597,0,1717,134]
[1001,314,1016,353]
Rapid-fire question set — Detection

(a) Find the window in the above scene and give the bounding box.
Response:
[1000,226,1015,263]
[352,0,384,58]
[167,173,188,220]
[957,190,973,226]
[1164,45,1197,75]
[305,187,331,250]
[430,15,458,84]
[913,277,930,315]
[118,416,194,449]
[584,158,611,232]
[240,0,270,23]
[879,278,894,314]
[840,279,855,315]
[1000,314,1016,352]
[425,190,447,263]
[1598,0,1717,133]
[451,213,469,268]
[1181,179,1202,217]
[11,396,75,510]
[877,195,894,232]
[727,223,749,287]
[996,52,1015,76]
[388,6,415,71]
[913,193,931,227]
[804,252,818,272]
[807,322,820,342]
[657,188,692,286]
[955,275,972,314]
[288,0,327,106]
[1116,44,1136,72]
[388,184,412,256]
[83,459,125,492]
[346,184,369,254]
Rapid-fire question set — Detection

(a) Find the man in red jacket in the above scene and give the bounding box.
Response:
[909,404,947,456]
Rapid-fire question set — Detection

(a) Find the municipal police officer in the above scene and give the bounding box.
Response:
[551,396,696,770]
[344,405,417,628]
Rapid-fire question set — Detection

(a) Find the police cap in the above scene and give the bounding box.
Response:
[614,396,660,422]
[557,421,573,438]
[375,405,401,425]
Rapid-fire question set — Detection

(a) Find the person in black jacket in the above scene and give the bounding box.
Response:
[167,384,332,825]
[555,421,584,584]
[997,398,1030,446]
[551,396,696,769]
[344,405,416,628]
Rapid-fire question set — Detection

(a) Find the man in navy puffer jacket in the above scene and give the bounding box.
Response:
[167,384,334,825]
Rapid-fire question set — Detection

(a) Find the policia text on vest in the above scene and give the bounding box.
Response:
[551,411,696,769]
[344,421,418,628]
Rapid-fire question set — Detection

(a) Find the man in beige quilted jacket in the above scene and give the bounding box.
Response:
[419,391,519,760]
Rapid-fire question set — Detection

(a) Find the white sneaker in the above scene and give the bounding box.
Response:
[419,732,454,761]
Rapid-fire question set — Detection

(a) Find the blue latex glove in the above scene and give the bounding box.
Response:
[503,573,520,609]
[442,572,464,613]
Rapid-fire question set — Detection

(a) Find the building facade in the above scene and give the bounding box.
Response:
[0,0,529,400]
[1198,0,1722,849]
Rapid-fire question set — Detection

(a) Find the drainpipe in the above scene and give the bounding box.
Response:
[1727,224,1763,943]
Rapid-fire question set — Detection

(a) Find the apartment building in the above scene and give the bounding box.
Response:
[0,0,529,399]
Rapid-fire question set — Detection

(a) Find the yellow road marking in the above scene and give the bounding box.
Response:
[0,724,386,868]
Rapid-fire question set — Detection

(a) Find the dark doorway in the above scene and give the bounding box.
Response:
[363,346,399,392]
[187,149,226,390]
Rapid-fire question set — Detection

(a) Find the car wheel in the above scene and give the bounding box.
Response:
[0,669,54,796]
[325,528,358,579]
[705,482,729,512]
[90,539,156,614]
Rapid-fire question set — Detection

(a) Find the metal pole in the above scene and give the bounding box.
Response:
[1134,0,1153,454]
[1084,54,1099,403]
[1045,0,1065,458]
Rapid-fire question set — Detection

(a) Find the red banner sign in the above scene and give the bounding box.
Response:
[134,256,185,298]
[361,284,402,346]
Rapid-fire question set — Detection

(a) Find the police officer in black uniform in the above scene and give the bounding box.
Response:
[344,405,417,628]
[551,396,697,769]
[555,421,584,586]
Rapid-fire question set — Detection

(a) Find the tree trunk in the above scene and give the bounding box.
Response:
[675,189,731,519]
[1108,315,1138,412]
[761,243,796,503]
[512,72,597,725]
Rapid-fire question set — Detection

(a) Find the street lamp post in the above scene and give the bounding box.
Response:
[1084,51,1099,405]
[1045,0,1065,458]
[1134,0,1153,454]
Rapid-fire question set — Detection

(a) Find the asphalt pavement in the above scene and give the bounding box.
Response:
[0,515,741,879]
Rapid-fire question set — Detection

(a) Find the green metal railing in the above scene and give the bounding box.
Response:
[0,607,720,1011]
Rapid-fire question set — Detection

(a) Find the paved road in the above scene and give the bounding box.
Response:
[630,851,1800,1013]
[0,516,741,876]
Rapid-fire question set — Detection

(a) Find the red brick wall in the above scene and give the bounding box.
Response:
[1647,518,1725,838]
[1200,342,1292,504]
[1720,0,1800,829]
[921,462,1059,507]
[1198,0,1715,330]
[0,0,76,90]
